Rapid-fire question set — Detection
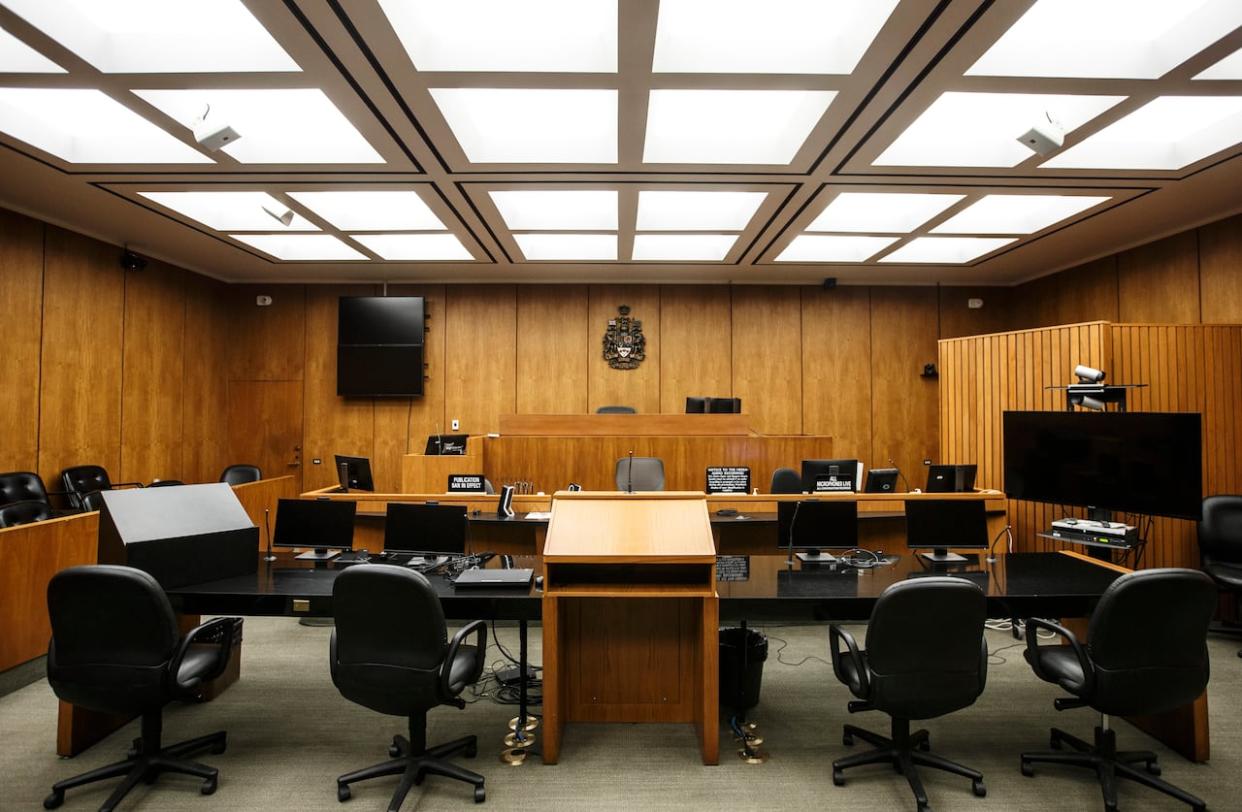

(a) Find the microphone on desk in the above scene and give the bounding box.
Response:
[626,450,635,494]
[263,508,276,562]
[889,458,911,493]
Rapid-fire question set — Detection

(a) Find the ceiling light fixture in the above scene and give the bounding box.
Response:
[191,104,240,152]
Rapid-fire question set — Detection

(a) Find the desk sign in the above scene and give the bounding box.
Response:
[447,474,485,493]
[706,466,751,494]
[716,555,750,582]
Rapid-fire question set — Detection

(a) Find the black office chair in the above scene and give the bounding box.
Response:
[147,479,186,487]
[43,566,240,811]
[1198,494,1242,657]
[0,498,52,527]
[614,457,665,491]
[1020,568,1215,812]
[219,464,262,486]
[770,467,802,494]
[596,405,636,414]
[829,577,988,811]
[0,470,53,507]
[331,565,488,806]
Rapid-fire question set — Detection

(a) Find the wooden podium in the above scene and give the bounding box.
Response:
[541,492,719,765]
[400,436,484,493]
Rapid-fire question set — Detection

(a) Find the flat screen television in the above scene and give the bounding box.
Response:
[339,297,424,346]
[337,297,425,397]
[1002,411,1202,520]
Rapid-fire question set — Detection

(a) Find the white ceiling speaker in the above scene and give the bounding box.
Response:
[261,203,295,227]
[191,103,241,151]
[1016,111,1064,156]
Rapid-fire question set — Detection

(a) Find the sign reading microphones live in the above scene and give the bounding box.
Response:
[706,466,750,494]
[447,474,486,493]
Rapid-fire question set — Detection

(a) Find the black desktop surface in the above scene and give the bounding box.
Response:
[167,551,1119,625]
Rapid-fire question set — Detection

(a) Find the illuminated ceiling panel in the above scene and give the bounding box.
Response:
[430,88,617,163]
[378,0,616,72]
[3,0,300,73]
[968,0,1242,79]
[874,92,1126,167]
[1042,96,1242,170]
[134,88,383,164]
[652,0,899,74]
[644,89,835,164]
[0,88,211,163]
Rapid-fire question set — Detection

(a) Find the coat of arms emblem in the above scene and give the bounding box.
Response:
[602,305,646,370]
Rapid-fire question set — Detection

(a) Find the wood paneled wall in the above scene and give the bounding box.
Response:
[939,322,1242,569]
[0,207,234,488]
[274,282,987,492]
[1010,212,1242,329]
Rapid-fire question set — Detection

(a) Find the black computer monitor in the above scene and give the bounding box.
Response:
[926,464,976,493]
[801,459,861,493]
[334,455,374,492]
[384,503,467,555]
[424,434,469,455]
[777,500,859,562]
[272,498,356,560]
[904,499,988,564]
[685,397,707,414]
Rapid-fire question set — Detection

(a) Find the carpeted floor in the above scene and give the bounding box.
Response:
[2,619,1239,811]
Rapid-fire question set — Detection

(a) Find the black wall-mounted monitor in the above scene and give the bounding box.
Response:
[337,297,425,397]
[1002,411,1203,520]
[339,297,425,346]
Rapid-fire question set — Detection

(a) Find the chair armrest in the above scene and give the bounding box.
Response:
[440,619,488,699]
[829,624,868,697]
[1024,617,1094,696]
[170,617,242,691]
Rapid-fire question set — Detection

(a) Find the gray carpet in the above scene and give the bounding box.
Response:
[2,619,1239,811]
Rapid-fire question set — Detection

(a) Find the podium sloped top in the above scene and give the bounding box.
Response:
[543,491,715,562]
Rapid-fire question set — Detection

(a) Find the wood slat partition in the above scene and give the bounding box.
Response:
[939,322,1242,568]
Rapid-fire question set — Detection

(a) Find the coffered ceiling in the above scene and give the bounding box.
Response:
[1,0,1240,285]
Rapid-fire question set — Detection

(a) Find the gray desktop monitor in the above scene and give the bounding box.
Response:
[777,500,859,562]
[904,499,988,563]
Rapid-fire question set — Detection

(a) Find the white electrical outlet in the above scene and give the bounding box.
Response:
[451,419,460,431]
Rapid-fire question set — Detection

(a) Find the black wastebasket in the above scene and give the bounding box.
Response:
[719,627,768,711]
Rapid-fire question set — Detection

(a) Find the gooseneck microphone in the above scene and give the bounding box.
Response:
[263,507,276,561]
[889,458,911,493]
[626,450,635,494]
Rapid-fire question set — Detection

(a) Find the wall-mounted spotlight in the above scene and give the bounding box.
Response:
[191,104,241,152]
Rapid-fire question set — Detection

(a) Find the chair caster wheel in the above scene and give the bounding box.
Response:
[474,786,486,803]
[832,768,845,787]
[1020,761,1034,778]
[842,733,853,747]
[465,742,478,758]
[337,783,351,802]
[972,779,986,798]
[1146,761,1161,776]
[201,776,217,796]
[43,790,64,809]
